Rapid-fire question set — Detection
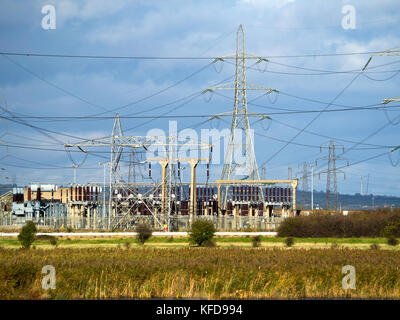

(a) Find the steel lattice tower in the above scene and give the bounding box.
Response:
[221,25,257,181]
[301,162,309,194]
[317,140,348,210]
[204,25,278,186]
[296,163,309,208]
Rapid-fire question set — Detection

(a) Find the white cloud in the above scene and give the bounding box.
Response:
[241,0,296,9]
[49,0,128,24]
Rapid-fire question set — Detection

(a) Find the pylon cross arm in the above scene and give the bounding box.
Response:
[204,81,278,93]
[373,47,400,56]
[382,97,400,104]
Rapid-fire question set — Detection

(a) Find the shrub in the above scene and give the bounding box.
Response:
[18,221,37,249]
[203,239,216,247]
[284,237,294,247]
[36,234,58,247]
[277,209,400,238]
[66,226,73,233]
[49,237,58,247]
[135,223,153,245]
[252,235,262,248]
[382,220,400,238]
[387,237,399,246]
[189,219,216,247]
[370,243,380,250]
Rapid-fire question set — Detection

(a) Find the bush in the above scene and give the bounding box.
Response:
[387,237,399,246]
[35,234,58,247]
[203,239,216,247]
[277,209,400,238]
[135,223,153,245]
[252,235,262,247]
[284,237,294,247]
[189,219,216,247]
[18,221,37,249]
[49,237,58,247]
[382,220,400,238]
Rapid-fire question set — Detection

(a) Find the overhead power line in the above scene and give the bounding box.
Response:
[259,57,372,167]
[3,103,400,121]
[2,53,214,117]
[0,50,392,60]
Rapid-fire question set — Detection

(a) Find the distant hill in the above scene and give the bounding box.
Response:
[297,190,400,210]
[0,184,14,196]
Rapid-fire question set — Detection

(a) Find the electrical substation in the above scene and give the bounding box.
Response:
[4,25,300,231]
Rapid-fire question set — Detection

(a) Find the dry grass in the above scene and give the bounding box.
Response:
[0,247,400,299]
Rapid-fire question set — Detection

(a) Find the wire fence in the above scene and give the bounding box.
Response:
[0,213,282,231]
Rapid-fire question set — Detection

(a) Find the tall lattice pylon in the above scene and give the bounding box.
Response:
[111,113,124,183]
[203,25,278,185]
[316,140,348,210]
[295,162,309,208]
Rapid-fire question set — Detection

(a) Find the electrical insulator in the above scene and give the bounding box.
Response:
[149,162,152,178]
[178,161,181,178]
[206,163,210,179]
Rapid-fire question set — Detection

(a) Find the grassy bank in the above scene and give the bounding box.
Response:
[1,247,400,299]
[0,236,394,248]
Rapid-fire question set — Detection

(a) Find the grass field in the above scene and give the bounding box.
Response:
[0,236,397,249]
[1,247,400,299]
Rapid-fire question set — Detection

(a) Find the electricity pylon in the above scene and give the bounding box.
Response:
[203,25,278,182]
[288,166,293,180]
[65,114,212,229]
[128,150,136,184]
[316,140,348,210]
[296,163,309,208]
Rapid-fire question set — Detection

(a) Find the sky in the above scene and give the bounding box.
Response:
[0,0,400,197]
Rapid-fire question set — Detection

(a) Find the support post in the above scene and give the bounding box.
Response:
[249,205,253,228]
[159,160,169,215]
[93,206,96,230]
[188,160,199,217]
[217,185,221,214]
[291,180,298,216]
[233,205,237,231]
[86,206,90,230]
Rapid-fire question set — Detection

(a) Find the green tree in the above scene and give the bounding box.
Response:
[18,221,37,249]
[136,223,153,245]
[252,235,262,247]
[189,219,216,247]
[387,236,399,246]
[284,237,295,247]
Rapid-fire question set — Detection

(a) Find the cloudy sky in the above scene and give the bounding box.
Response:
[0,0,400,197]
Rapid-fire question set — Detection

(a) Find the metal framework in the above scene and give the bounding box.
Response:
[202,24,278,205]
[316,140,348,210]
[296,162,309,208]
[203,25,277,181]
[65,114,212,229]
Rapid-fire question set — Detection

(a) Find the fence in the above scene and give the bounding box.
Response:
[0,212,282,232]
